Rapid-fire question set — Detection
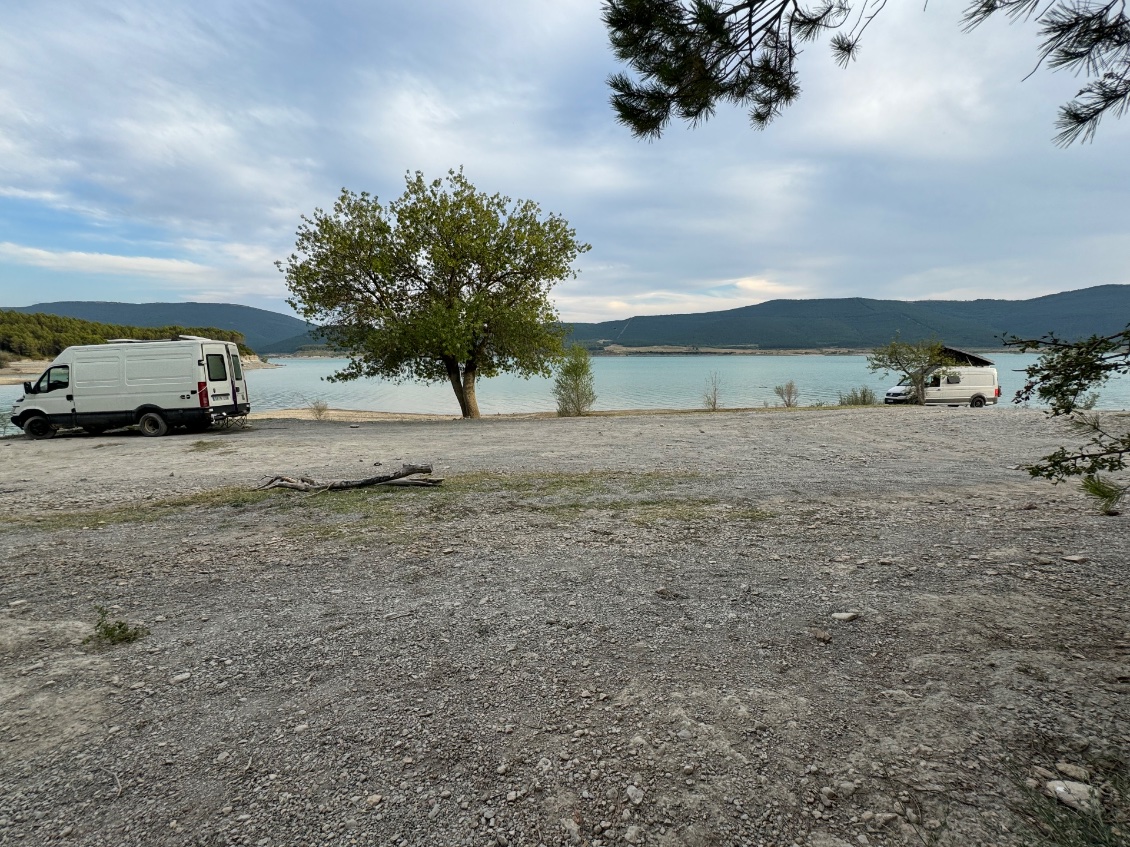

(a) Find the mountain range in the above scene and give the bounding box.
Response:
[566,285,1130,350]
[7,285,1129,353]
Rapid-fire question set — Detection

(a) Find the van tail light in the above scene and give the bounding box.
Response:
[995,386,1001,397]
[198,381,210,408]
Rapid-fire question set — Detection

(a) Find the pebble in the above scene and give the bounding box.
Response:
[1045,780,1099,813]
[561,818,581,844]
[170,673,191,684]
[832,612,858,621]
[1055,761,1089,781]
[625,784,644,805]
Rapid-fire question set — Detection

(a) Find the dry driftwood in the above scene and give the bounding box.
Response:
[256,463,441,493]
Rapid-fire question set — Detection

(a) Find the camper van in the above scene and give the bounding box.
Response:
[10,337,250,439]
[884,366,1001,407]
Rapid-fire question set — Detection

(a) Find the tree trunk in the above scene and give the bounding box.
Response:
[443,358,480,419]
[444,359,471,418]
[462,366,480,419]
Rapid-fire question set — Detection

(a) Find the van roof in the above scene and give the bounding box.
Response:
[104,335,215,343]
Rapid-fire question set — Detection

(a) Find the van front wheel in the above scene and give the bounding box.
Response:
[23,415,56,439]
[138,412,169,437]
[970,396,986,409]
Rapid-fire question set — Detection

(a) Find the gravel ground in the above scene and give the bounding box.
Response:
[1,406,1128,847]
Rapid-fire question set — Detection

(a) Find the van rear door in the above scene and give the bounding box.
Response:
[226,343,249,410]
[201,342,235,408]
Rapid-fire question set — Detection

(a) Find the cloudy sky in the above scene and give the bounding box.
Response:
[1,1,1127,322]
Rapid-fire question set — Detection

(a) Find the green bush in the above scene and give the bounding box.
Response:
[839,386,878,405]
[553,345,597,416]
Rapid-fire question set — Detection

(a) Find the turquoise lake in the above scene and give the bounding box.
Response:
[216,353,1129,415]
[5,353,1128,418]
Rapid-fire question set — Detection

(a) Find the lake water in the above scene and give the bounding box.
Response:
[4,353,1127,418]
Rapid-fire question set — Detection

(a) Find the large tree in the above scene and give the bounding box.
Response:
[866,337,956,404]
[603,0,1130,145]
[279,169,590,419]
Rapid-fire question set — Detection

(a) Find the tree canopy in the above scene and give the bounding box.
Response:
[278,169,590,419]
[603,0,1130,145]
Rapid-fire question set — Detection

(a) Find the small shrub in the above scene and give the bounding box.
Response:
[306,397,330,420]
[702,371,722,411]
[774,380,799,407]
[0,350,13,369]
[84,606,149,646]
[839,385,878,406]
[553,345,597,416]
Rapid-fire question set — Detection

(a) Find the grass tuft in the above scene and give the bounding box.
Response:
[84,606,149,646]
[188,440,225,452]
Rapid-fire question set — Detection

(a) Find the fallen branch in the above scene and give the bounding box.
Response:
[257,463,439,492]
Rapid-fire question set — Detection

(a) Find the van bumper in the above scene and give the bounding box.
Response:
[210,402,251,422]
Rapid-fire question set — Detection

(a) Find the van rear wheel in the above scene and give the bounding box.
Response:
[138,412,169,437]
[970,396,986,408]
[23,415,56,439]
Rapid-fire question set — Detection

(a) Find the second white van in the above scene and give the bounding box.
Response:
[884,366,1001,407]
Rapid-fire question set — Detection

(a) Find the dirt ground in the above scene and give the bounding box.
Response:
[1,406,1128,847]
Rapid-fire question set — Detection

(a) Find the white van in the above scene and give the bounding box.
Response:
[10,336,250,438]
[884,366,1001,407]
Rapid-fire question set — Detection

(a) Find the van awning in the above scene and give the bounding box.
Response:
[942,347,994,366]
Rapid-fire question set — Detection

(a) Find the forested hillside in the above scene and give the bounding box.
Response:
[567,285,1130,349]
[0,310,247,359]
[6,301,312,352]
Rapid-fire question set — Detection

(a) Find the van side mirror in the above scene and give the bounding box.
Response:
[23,381,34,394]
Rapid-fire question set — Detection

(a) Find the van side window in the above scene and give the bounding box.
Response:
[37,365,70,393]
[206,354,228,381]
[229,353,244,380]
[946,374,961,384]
[928,374,941,388]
